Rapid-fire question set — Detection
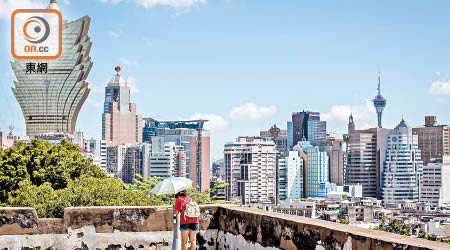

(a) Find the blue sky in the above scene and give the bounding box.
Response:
[1,0,450,159]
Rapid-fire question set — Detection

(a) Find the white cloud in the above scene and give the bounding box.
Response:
[98,0,122,4]
[133,0,206,8]
[0,0,45,20]
[108,30,121,39]
[62,0,70,5]
[430,80,450,95]
[127,76,140,93]
[186,113,228,131]
[229,103,277,120]
[322,99,376,122]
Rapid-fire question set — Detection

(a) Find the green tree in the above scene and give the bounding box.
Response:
[418,231,426,238]
[339,219,349,224]
[1,139,234,218]
[427,233,437,241]
[0,139,106,203]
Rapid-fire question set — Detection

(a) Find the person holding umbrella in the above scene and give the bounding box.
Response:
[151,177,199,250]
[175,189,199,250]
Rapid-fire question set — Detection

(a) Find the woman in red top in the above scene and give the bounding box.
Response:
[175,189,198,250]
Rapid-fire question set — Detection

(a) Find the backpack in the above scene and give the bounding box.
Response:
[181,197,200,219]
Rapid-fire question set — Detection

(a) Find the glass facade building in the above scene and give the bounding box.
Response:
[296,139,329,198]
[12,2,92,137]
[278,151,304,203]
[287,121,293,150]
[142,118,210,191]
[307,120,327,142]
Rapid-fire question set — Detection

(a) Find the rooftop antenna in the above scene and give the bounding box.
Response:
[8,124,14,135]
[377,71,381,96]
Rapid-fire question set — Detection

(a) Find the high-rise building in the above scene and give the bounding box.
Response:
[102,67,142,147]
[380,119,423,207]
[83,139,107,170]
[312,139,346,186]
[224,137,277,206]
[142,118,210,191]
[12,1,93,137]
[122,146,142,184]
[413,116,450,166]
[211,159,224,177]
[39,132,74,144]
[307,120,327,142]
[372,74,387,128]
[174,145,187,177]
[106,144,141,183]
[344,113,384,198]
[141,137,177,179]
[0,132,13,149]
[287,121,293,150]
[278,151,304,203]
[79,148,102,168]
[291,111,320,146]
[260,125,288,156]
[73,131,84,147]
[295,139,330,198]
[420,157,450,208]
[106,144,127,179]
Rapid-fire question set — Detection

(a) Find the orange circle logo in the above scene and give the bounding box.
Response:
[23,16,50,44]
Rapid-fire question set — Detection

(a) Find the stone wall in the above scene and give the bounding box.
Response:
[209,206,450,250]
[1,206,449,250]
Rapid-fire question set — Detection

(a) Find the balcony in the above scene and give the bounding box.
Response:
[0,205,449,249]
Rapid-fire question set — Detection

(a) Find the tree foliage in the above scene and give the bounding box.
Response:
[339,219,349,224]
[0,139,105,203]
[374,218,411,236]
[1,138,233,218]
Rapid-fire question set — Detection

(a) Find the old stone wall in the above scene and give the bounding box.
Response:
[1,206,449,250]
[213,206,450,250]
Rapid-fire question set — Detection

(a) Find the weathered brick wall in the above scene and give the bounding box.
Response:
[0,205,449,250]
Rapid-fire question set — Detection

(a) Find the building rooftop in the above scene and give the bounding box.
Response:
[107,74,128,87]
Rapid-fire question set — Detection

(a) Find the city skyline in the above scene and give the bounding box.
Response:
[1,1,450,159]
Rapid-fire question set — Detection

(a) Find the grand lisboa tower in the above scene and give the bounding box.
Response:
[11,0,93,137]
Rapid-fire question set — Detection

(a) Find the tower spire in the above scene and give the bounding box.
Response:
[378,71,381,96]
[373,72,387,128]
[47,0,60,10]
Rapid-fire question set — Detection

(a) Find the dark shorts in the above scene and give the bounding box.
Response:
[180,223,199,231]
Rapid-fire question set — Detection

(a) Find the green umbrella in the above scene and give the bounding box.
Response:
[151,177,193,196]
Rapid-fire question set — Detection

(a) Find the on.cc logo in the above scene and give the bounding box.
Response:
[11,9,62,60]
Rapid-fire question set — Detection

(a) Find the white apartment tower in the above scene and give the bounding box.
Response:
[141,136,186,179]
[420,156,450,207]
[380,119,423,207]
[84,139,107,170]
[278,151,304,202]
[224,137,277,206]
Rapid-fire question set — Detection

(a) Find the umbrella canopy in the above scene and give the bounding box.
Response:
[151,177,193,196]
